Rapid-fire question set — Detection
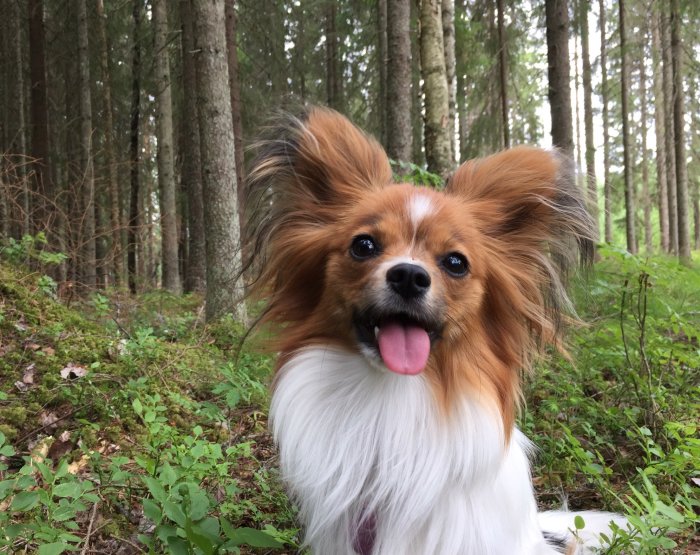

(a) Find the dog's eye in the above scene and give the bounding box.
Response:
[441,252,469,277]
[350,235,379,260]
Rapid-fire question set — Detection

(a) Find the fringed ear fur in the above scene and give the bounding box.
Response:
[244,107,393,323]
[447,146,596,351]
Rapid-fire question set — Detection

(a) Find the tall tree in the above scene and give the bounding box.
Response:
[619,0,637,254]
[28,0,51,232]
[580,0,596,228]
[639,50,652,252]
[181,0,206,292]
[96,0,124,286]
[377,0,388,147]
[671,0,690,264]
[442,0,457,161]
[325,2,341,110]
[496,0,509,149]
[599,0,612,243]
[224,0,244,192]
[10,0,29,237]
[77,0,97,285]
[651,2,670,252]
[386,0,412,163]
[661,1,678,255]
[545,0,574,156]
[192,0,246,322]
[128,0,142,294]
[153,0,181,292]
[419,0,452,177]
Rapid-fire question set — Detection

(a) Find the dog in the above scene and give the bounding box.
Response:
[245,107,624,554]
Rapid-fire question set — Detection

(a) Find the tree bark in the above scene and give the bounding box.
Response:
[191,0,247,322]
[442,0,456,162]
[580,0,597,234]
[386,0,413,164]
[671,0,690,264]
[28,0,52,233]
[325,2,341,110]
[10,0,29,237]
[496,0,509,149]
[419,0,452,178]
[651,3,670,253]
[77,0,97,286]
[639,50,652,253]
[661,1,678,255]
[181,0,206,293]
[96,0,124,286]
[619,0,637,254]
[378,0,388,148]
[153,0,181,293]
[545,0,574,157]
[599,0,612,243]
[128,0,142,294]
[224,0,245,194]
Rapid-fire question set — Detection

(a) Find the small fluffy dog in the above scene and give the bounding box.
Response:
[246,107,623,554]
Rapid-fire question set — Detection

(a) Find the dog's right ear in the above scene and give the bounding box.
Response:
[246,107,392,225]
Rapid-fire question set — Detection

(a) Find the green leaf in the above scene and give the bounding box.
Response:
[226,527,284,548]
[166,535,190,555]
[53,482,82,498]
[142,498,162,524]
[132,398,143,415]
[574,515,586,530]
[162,499,187,528]
[143,476,167,504]
[37,543,68,555]
[10,490,40,511]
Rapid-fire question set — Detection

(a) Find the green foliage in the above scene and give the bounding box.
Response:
[525,245,700,552]
[0,233,67,267]
[391,160,443,188]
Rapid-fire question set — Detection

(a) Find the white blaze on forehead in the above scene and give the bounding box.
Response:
[408,194,435,230]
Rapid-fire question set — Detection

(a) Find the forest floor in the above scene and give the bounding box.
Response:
[0,246,698,554]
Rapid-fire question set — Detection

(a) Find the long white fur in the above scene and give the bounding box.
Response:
[271,347,622,554]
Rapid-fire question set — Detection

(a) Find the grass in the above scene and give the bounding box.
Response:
[0,239,698,553]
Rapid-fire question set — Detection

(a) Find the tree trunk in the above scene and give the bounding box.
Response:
[671,0,690,264]
[619,0,637,254]
[28,0,52,233]
[456,0,468,162]
[496,0,509,149]
[191,0,247,323]
[411,0,424,166]
[224,0,244,194]
[661,2,678,255]
[77,0,97,286]
[419,0,452,178]
[387,0,413,163]
[325,2,341,110]
[545,0,574,157]
[442,0,456,162]
[573,16,582,169]
[153,0,181,293]
[181,0,206,293]
[128,0,142,294]
[580,0,597,234]
[651,2,670,253]
[10,0,29,237]
[639,51,652,253]
[378,0,388,148]
[599,0,612,243]
[96,0,124,286]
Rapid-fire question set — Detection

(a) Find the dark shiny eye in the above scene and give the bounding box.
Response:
[441,252,469,277]
[350,235,379,260]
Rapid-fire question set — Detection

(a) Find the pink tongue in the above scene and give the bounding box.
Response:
[377,322,430,375]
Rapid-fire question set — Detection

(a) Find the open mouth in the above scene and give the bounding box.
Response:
[353,309,442,375]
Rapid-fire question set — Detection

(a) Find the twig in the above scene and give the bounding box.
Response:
[80,502,99,555]
[15,404,89,445]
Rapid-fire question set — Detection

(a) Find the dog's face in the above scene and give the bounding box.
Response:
[247,107,594,423]
[323,184,486,376]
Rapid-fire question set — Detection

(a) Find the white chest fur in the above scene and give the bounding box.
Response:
[270,347,560,554]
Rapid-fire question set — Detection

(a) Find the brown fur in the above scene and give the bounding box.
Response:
[245,107,595,433]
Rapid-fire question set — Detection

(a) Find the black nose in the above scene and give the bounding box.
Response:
[386,263,431,299]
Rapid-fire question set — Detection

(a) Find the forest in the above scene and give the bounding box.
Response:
[0,0,698,553]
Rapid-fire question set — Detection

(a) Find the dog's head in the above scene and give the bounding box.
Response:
[246,107,595,426]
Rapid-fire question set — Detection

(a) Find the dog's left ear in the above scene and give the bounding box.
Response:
[446,146,596,264]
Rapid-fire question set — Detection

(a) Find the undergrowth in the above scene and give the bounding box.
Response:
[0,236,698,554]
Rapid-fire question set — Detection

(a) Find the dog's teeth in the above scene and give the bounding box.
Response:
[374,326,379,339]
